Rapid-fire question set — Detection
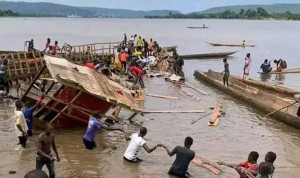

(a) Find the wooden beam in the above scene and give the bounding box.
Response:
[142,109,205,113]
[146,93,179,100]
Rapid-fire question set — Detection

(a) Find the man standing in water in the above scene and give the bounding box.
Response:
[36,123,60,178]
[222,58,230,87]
[83,111,124,150]
[243,53,252,80]
[15,100,28,148]
[162,137,195,178]
[123,127,160,163]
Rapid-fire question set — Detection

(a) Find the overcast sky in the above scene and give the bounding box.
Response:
[9,0,300,13]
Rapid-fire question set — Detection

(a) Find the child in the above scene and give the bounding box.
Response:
[218,151,259,178]
[14,100,28,148]
[255,162,273,178]
[265,151,276,177]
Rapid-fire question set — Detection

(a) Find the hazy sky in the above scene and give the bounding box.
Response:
[9,0,300,13]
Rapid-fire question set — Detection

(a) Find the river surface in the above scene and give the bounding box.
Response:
[0,18,300,178]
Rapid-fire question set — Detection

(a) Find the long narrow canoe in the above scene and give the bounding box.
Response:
[267,68,300,74]
[187,26,208,29]
[194,70,300,129]
[181,51,237,59]
[206,42,256,47]
[231,75,300,95]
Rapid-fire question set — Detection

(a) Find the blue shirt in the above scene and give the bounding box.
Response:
[83,116,102,141]
[22,107,36,130]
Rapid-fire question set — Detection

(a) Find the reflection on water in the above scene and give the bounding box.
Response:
[260,73,272,82]
[274,73,286,84]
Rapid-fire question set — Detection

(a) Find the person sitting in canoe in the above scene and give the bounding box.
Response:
[274,59,287,72]
[218,151,259,178]
[260,59,272,73]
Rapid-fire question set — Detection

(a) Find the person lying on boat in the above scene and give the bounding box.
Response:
[83,111,124,150]
[161,136,195,178]
[218,151,259,178]
[33,79,48,93]
[123,127,162,163]
[260,59,272,73]
[274,59,287,72]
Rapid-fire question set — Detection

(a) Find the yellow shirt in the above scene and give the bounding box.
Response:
[136,39,143,47]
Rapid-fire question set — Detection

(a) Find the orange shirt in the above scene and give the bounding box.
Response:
[120,53,127,62]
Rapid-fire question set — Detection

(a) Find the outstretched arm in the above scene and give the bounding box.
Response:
[52,135,60,162]
[101,124,123,132]
[162,145,177,157]
[217,161,239,168]
[143,143,157,153]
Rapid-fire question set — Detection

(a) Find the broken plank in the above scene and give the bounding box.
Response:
[146,93,179,100]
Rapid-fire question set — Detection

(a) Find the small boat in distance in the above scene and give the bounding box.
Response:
[180,51,237,59]
[187,24,208,29]
[206,42,256,47]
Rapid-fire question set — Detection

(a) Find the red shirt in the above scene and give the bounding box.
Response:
[129,66,143,77]
[239,161,258,178]
[85,63,95,69]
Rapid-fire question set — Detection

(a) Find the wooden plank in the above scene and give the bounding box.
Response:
[146,93,179,100]
[208,102,222,126]
[142,109,205,113]
[192,156,222,175]
[184,82,209,95]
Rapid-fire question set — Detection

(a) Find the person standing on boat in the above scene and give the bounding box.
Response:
[260,59,272,74]
[148,38,154,56]
[161,136,195,178]
[44,38,51,53]
[123,127,161,163]
[36,123,60,178]
[120,50,128,72]
[143,38,148,58]
[221,58,230,87]
[83,111,124,150]
[243,53,252,80]
[274,59,287,72]
[136,36,143,52]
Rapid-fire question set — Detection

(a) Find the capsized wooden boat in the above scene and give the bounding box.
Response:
[231,75,300,95]
[181,51,237,59]
[194,70,300,129]
[187,26,208,29]
[21,55,140,128]
[192,156,222,175]
[206,42,256,47]
[266,68,300,74]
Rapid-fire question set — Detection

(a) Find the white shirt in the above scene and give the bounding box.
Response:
[123,133,146,160]
[14,110,28,136]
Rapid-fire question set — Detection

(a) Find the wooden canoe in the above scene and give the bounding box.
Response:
[231,75,300,95]
[187,26,208,29]
[194,70,300,129]
[192,156,222,175]
[181,51,237,59]
[267,68,300,74]
[208,102,222,126]
[206,42,256,47]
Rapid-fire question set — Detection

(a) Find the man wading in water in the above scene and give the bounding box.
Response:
[36,124,60,178]
[162,137,195,178]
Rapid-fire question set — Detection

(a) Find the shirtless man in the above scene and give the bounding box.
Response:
[36,124,60,178]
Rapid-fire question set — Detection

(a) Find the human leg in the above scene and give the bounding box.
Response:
[83,138,96,150]
[18,136,27,148]
[46,160,55,178]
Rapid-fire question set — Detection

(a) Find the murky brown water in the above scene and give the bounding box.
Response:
[1,18,300,178]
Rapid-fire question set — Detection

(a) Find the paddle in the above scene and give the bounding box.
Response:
[191,112,212,124]
[264,99,299,117]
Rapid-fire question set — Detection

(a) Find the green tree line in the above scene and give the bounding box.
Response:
[145,7,300,20]
[0,10,20,16]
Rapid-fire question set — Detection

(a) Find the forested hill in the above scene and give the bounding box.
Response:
[0,1,181,17]
[195,4,300,14]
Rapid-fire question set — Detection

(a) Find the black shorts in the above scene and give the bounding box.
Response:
[168,168,190,178]
[18,136,27,148]
[83,138,96,150]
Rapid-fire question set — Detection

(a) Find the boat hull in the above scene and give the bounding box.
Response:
[267,68,300,74]
[194,70,300,129]
[207,42,256,47]
[181,51,237,59]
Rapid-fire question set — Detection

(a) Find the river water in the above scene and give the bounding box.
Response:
[0,18,300,178]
